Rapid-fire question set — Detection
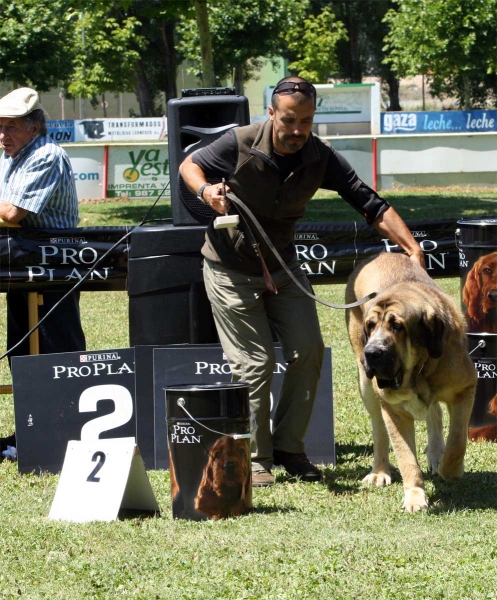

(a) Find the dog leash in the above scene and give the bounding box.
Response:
[175,398,251,440]
[226,192,377,310]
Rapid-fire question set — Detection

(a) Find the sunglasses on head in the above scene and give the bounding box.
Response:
[272,81,316,98]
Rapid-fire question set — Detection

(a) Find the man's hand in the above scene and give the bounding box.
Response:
[202,182,232,215]
[373,207,426,270]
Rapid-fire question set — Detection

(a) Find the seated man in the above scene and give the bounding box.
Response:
[0,87,86,456]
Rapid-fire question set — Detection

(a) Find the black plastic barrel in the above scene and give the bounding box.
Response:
[165,382,252,521]
[467,333,497,441]
[456,218,497,334]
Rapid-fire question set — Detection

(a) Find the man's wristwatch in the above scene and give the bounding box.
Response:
[197,183,210,204]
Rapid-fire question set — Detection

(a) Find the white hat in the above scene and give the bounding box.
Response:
[0,87,43,118]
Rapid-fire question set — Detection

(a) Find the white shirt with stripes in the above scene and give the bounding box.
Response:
[0,134,79,228]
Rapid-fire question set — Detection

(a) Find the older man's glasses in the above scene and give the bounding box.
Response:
[272,81,316,98]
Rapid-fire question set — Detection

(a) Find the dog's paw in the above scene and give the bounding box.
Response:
[425,441,445,475]
[438,455,465,481]
[362,471,392,487]
[403,487,429,513]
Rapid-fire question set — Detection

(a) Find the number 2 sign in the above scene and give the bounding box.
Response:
[12,349,137,475]
[49,437,160,522]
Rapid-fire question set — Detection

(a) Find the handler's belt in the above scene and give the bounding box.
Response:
[227,193,377,310]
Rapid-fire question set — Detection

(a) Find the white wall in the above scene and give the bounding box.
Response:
[61,131,497,201]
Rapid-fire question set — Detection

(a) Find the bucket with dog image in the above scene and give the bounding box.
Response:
[467,333,497,442]
[456,218,497,334]
[165,382,252,521]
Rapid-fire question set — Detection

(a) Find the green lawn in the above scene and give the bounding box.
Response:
[0,188,496,599]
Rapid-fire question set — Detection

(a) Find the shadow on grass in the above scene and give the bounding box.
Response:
[320,442,403,494]
[429,469,497,513]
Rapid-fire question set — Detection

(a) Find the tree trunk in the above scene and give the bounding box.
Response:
[160,19,178,103]
[134,63,155,117]
[342,4,362,82]
[234,63,244,95]
[194,0,215,87]
[385,72,401,111]
[463,74,472,110]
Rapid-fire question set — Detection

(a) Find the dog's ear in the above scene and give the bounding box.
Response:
[462,265,483,321]
[412,312,445,358]
[360,323,369,347]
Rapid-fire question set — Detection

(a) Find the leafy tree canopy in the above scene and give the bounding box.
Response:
[285,5,348,82]
[67,2,147,100]
[0,0,76,91]
[384,0,497,108]
[177,0,305,86]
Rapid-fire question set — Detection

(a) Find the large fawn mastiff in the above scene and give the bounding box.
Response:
[345,253,476,512]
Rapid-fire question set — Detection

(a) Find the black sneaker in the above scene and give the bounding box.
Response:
[273,450,323,482]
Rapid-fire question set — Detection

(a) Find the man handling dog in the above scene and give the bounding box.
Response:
[180,76,424,487]
[0,87,86,455]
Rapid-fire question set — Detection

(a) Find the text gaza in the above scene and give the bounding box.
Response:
[53,362,134,379]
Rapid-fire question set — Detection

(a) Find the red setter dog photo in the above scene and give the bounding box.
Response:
[194,436,252,520]
[469,394,497,442]
[462,251,497,333]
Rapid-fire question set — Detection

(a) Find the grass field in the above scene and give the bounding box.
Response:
[0,188,496,599]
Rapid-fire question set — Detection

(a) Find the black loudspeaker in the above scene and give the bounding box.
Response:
[167,90,250,226]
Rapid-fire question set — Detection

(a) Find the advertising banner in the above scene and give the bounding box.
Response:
[65,145,105,200]
[47,120,75,143]
[0,227,131,292]
[12,347,136,474]
[152,345,335,470]
[0,218,463,292]
[381,110,497,134]
[107,146,170,199]
[264,83,380,131]
[74,118,167,142]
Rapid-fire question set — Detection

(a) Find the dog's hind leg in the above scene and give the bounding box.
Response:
[359,373,392,486]
[380,402,428,512]
[439,386,475,481]
[425,402,445,474]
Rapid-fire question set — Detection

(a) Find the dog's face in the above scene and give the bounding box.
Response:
[463,252,497,327]
[207,436,250,495]
[474,252,497,314]
[361,296,444,390]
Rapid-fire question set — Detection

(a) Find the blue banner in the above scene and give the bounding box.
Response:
[47,120,75,143]
[381,110,497,134]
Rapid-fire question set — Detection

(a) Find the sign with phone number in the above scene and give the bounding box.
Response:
[107,146,170,198]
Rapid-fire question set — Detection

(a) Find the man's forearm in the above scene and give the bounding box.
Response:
[0,201,28,224]
[373,206,425,268]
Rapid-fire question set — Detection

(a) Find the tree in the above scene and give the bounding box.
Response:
[177,0,305,93]
[193,0,215,87]
[285,5,347,82]
[318,0,402,110]
[0,0,76,91]
[125,0,188,115]
[384,0,497,109]
[67,2,147,114]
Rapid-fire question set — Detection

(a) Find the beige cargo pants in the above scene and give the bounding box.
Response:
[203,257,325,471]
